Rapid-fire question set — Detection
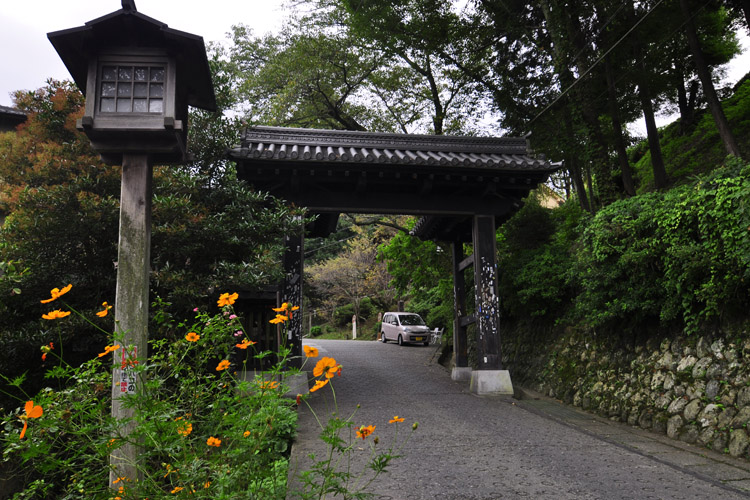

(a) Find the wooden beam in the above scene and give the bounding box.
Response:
[458,253,474,272]
[110,153,152,486]
[452,241,469,368]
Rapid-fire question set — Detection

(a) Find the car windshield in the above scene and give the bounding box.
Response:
[399,314,425,326]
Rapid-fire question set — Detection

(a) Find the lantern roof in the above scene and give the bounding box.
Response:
[47,2,216,112]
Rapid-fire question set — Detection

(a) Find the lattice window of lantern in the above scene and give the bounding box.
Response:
[99,65,165,114]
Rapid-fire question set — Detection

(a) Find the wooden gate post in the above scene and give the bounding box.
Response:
[282,231,303,368]
[110,154,152,485]
[451,241,471,381]
[469,215,513,395]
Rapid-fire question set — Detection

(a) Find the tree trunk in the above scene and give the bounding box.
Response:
[679,0,742,158]
[634,41,669,189]
[564,103,592,213]
[676,76,698,135]
[605,56,636,196]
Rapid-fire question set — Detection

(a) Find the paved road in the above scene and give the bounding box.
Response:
[288,339,750,499]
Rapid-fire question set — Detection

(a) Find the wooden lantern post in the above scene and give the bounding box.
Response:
[48,0,215,486]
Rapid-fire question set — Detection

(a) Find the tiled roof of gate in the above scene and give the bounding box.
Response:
[230,126,553,171]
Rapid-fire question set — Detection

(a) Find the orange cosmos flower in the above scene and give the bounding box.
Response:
[303,345,319,358]
[206,436,221,447]
[309,379,329,392]
[96,302,112,317]
[269,313,288,324]
[171,486,184,494]
[389,416,405,423]
[42,309,71,320]
[40,284,72,304]
[217,292,238,307]
[216,360,230,371]
[259,380,279,390]
[175,417,192,436]
[19,400,43,439]
[243,430,251,438]
[98,344,120,358]
[272,302,289,313]
[235,338,256,349]
[356,425,376,440]
[313,356,339,379]
[185,332,200,342]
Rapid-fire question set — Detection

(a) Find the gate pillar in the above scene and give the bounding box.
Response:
[451,240,471,382]
[282,231,304,369]
[470,215,513,395]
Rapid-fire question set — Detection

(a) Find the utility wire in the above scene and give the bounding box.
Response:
[527,0,666,128]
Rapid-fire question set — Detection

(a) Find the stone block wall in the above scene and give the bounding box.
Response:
[502,328,750,458]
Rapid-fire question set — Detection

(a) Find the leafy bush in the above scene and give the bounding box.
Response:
[309,325,323,337]
[2,289,415,498]
[333,297,374,326]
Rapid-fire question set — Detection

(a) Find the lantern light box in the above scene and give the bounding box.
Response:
[48,0,216,165]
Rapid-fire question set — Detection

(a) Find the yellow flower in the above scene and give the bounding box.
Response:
[206,436,221,447]
[215,360,230,371]
[313,357,339,379]
[96,301,112,317]
[356,425,376,440]
[19,400,43,439]
[171,486,184,494]
[98,344,120,358]
[235,338,256,349]
[303,345,319,358]
[389,416,405,423]
[243,430,251,438]
[309,379,329,392]
[185,332,200,342]
[40,284,72,304]
[217,292,238,307]
[42,309,71,320]
[269,314,288,324]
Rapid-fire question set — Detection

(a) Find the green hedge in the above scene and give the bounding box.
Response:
[498,159,750,335]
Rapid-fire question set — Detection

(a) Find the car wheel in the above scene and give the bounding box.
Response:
[381,332,387,343]
[397,335,403,346]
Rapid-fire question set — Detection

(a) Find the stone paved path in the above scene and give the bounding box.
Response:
[288,339,750,499]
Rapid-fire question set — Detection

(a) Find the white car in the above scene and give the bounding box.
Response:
[380,312,431,346]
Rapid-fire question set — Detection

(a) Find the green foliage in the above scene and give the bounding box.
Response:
[0,80,305,410]
[632,78,750,190]
[2,297,416,499]
[309,326,323,337]
[574,160,750,333]
[497,200,583,322]
[333,297,374,326]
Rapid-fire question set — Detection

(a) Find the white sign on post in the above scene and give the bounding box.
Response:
[352,314,357,340]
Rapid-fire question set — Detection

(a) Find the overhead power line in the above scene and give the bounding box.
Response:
[527,0,666,128]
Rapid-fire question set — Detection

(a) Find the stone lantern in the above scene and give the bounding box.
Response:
[48,0,215,164]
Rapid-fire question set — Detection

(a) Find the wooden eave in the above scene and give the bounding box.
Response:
[229,125,558,240]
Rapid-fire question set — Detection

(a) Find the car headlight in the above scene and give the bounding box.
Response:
[403,328,412,333]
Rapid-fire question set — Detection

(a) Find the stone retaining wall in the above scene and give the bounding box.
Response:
[502,328,750,458]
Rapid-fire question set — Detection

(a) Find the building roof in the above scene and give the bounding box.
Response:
[231,126,551,171]
[229,125,558,241]
[0,105,27,131]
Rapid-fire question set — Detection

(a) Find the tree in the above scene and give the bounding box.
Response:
[679,0,742,157]
[0,80,305,407]
[306,226,393,324]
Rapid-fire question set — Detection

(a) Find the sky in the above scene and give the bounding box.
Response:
[0,0,289,106]
[1,1,748,136]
